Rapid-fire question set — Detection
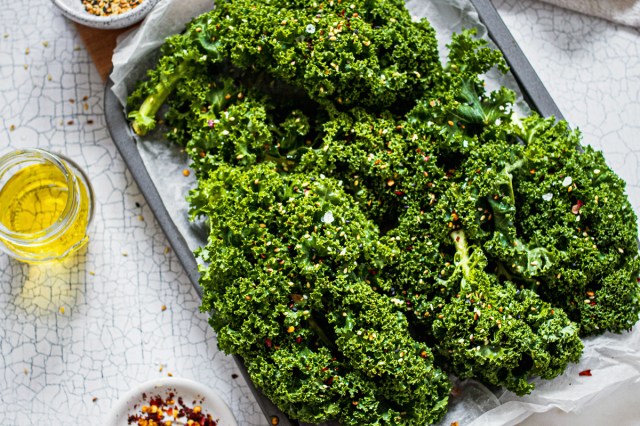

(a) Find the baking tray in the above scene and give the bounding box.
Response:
[104,1,563,424]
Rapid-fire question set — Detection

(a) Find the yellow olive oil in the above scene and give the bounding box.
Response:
[0,161,91,262]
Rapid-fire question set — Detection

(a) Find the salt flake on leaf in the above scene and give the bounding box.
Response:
[322,211,334,224]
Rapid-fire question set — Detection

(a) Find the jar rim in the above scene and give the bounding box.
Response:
[0,148,79,243]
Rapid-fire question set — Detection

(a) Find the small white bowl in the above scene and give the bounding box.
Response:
[104,377,238,426]
[51,0,161,29]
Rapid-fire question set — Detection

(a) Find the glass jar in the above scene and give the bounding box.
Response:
[0,148,94,263]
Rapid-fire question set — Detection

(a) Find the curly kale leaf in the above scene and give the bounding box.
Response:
[431,230,583,395]
[508,115,640,334]
[194,163,450,424]
[126,0,640,420]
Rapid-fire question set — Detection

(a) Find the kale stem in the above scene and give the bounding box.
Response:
[130,61,189,136]
[451,229,471,278]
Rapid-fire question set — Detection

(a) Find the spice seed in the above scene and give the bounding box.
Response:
[82,0,143,16]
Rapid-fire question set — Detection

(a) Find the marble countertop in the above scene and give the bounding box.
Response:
[1,0,638,425]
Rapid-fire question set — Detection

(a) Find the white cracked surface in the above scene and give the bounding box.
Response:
[0,0,639,425]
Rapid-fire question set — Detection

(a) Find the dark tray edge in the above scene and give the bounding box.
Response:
[469,0,564,120]
[103,1,564,425]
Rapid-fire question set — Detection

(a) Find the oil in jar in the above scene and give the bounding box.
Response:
[0,149,93,263]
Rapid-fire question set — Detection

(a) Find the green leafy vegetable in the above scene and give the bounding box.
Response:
[127,0,640,423]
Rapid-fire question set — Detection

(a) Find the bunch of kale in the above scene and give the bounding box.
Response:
[127,0,640,423]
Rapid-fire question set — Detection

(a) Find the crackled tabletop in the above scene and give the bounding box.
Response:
[1,0,639,425]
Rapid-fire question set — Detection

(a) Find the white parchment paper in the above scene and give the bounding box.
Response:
[109,1,640,424]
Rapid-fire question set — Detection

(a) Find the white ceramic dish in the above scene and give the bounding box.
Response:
[51,0,161,29]
[104,377,238,426]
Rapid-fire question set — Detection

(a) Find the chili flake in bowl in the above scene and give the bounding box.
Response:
[50,0,161,29]
[105,377,238,426]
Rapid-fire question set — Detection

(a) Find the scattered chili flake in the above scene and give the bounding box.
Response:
[92,396,98,402]
[579,369,592,376]
[271,416,280,425]
[571,200,584,215]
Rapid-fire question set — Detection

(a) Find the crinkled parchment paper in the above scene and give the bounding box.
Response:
[109,1,640,424]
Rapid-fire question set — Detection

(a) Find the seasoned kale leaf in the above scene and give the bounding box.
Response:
[194,164,451,425]
[127,0,640,423]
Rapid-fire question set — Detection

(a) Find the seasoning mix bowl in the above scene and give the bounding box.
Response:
[51,0,162,29]
[104,377,238,426]
[0,149,94,263]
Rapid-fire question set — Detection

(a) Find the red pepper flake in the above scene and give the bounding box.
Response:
[579,369,592,376]
[571,200,584,215]
[127,391,218,425]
